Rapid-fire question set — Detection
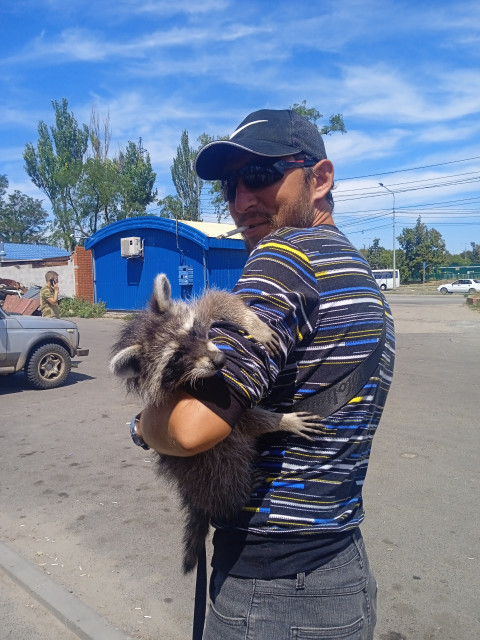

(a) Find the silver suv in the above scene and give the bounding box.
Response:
[0,308,89,389]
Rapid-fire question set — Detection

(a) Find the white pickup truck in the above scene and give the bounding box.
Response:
[0,307,89,389]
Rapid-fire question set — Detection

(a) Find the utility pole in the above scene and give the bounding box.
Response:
[379,183,397,289]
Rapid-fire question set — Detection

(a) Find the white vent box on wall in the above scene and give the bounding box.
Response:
[121,237,143,257]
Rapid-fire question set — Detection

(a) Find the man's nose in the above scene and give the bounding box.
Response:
[232,179,259,213]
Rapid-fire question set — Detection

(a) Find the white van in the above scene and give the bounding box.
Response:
[372,269,400,290]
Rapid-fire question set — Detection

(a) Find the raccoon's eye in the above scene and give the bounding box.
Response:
[170,351,182,364]
[190,329,198,339]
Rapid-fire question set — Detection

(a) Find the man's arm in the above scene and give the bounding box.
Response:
[137,389,232,457]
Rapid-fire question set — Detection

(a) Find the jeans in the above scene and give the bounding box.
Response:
[202,530,377,640]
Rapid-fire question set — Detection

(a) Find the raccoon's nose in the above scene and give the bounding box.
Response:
[211,350,226,369]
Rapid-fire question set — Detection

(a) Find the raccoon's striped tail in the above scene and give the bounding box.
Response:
[182,505,211,574]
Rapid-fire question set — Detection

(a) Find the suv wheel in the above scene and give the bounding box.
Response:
[468,288,477,294]
[25,343,72,389]
[439,287,448,295]
[380,284,387,291]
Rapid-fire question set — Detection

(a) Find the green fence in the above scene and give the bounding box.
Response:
[408,265,480,283]
[431,265,480,280]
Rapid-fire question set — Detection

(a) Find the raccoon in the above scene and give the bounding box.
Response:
[110,273,321,573]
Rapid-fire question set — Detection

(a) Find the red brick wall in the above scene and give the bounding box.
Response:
[73,246,94,303]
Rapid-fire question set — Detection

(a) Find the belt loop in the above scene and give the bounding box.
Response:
[295,572,306,590]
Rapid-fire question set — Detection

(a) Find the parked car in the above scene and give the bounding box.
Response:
[0,307,89,389]
[437,279,480,295]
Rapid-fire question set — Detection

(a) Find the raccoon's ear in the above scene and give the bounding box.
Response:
[150,273,172,314]
[109,344,142,378]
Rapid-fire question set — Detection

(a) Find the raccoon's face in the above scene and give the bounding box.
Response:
[160,320,226,391]
[110,303,226,405]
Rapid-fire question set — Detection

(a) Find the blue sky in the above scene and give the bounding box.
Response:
[1,0,479,255]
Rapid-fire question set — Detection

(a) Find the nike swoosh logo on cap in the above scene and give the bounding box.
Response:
[229,119,268,139]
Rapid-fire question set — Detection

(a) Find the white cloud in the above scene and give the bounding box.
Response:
[339,64,480,124]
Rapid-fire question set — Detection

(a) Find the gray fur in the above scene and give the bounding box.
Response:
[110,274,321,573]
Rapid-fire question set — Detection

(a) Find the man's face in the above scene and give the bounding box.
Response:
[226,154,315,252]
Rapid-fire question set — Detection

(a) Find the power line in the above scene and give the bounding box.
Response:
[335,156,480,182]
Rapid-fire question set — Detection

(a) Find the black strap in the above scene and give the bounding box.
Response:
[192,541,207,640]
[294,311,387,417]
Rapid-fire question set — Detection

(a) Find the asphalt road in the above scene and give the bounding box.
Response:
[1,296,479,640]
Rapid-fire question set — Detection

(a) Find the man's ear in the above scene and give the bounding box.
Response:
[311,159,334,202]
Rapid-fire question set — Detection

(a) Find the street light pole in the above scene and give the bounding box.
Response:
[379,183,396,289]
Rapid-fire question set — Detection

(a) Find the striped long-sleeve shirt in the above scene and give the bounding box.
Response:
[195,225,395,577]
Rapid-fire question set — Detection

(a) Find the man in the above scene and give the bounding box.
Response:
[135,109,395,639]
[40,271,60,318]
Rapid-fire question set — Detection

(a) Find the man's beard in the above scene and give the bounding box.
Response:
[243,180,315,253]
[270,180,315,233]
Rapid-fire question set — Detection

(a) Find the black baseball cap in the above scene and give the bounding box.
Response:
[195,109,327,180]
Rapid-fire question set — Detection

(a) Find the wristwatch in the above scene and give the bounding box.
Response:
[129,413,150,450]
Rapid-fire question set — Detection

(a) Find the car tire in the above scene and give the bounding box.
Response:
[25,343,72,389]
[468,288,477,294]
[439,287,448,295]
[380,284,387,291]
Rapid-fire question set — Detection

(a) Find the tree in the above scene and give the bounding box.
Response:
[158,130,203,221]
[0,175,49,243]
[115,139,157,217]
[171,130,202,221]
[0,174,8,199]
[470,242,480,263]
[290,100,346,135]
[24,100,158,248]
[24,99,89,250]
[196,133,230,222]
[157,194,184,219]
[397,217,447,281]
[362,238,392,269]
[0,190,49,243]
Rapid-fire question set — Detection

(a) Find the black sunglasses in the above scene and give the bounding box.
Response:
[220,157,317,202]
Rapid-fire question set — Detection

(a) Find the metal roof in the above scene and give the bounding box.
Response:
[84,216,243,250]
[180,220,242,238]
[0,242,71,261]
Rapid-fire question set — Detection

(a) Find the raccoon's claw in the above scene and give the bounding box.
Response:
[263,332,281,358]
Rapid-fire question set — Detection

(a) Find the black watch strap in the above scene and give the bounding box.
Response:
[130,414,150,450]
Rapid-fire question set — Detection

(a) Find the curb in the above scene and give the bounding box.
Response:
[0,541,134,640]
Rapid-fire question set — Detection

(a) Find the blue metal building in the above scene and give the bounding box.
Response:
[84,217,248,310]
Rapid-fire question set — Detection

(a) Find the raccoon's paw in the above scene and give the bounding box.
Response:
[248,324,280,357]
[283,411,324,440]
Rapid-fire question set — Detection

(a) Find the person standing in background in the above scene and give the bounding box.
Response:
[40,270,60,318]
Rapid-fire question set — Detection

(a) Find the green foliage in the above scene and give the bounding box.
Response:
[24,99,89,251]
[23,100,157,248]
[196,133,230,222]
[58,296,106,318]
[363,238,392,269]
[169,130,203,220]
[290,100,346,135]
[0,188,48,243]
[469,242,480,263]
[157,194,184,219]
[397,217,447,282]
[116,139,157,216]
[0,174,8,198]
